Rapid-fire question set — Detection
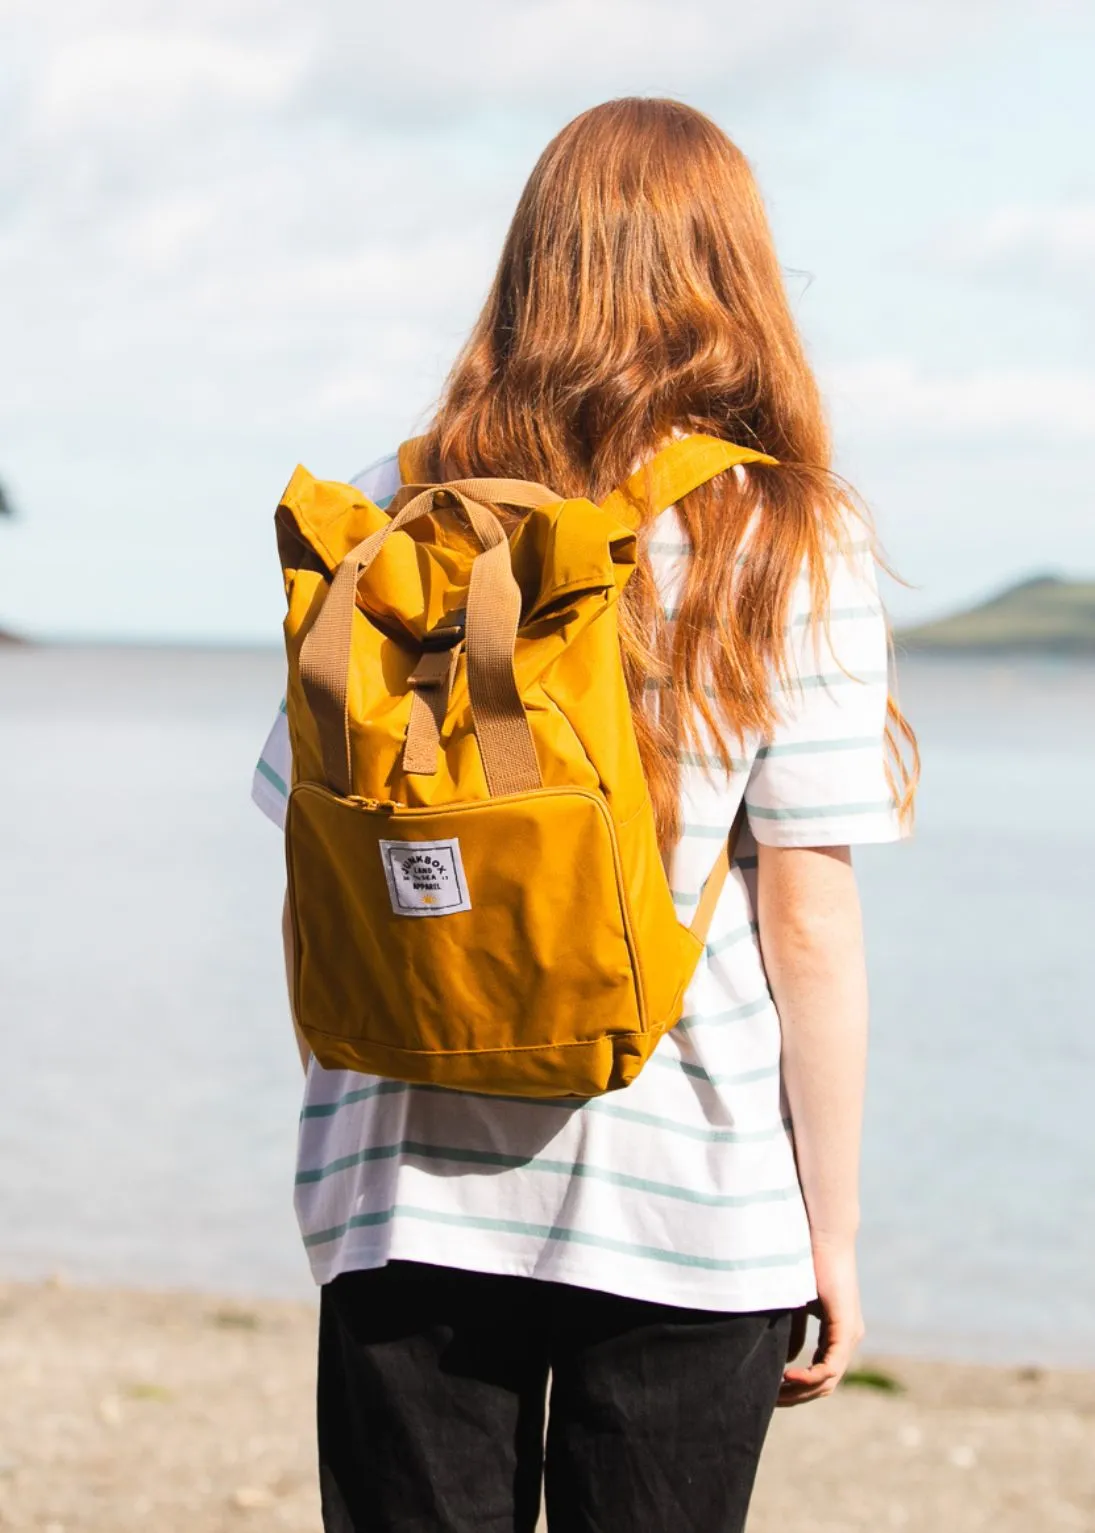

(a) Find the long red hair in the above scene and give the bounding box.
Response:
[422,97,917,845]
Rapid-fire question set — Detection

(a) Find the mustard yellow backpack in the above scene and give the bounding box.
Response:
[277,433,774,1097]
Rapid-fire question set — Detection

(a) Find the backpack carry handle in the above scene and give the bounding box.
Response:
[299,481,556,800]
[388,477,561,517]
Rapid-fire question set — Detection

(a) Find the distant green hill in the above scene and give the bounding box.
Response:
[898,575,1095,654]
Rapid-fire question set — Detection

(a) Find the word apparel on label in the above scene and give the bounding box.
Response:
[379,837,472,918]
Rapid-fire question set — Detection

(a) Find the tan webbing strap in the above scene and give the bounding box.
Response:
[296,553,362,798]
[397,475,558,786]
[395,434,560,509]
[403,645,461,776]
[299,483,548,797]
[395,476,558,789]
[387,478,559,518]
[382,485,509,547]
[688,808,745,945]
[300,487,503,794]
[465,535,542,796]
[445,478,560,509]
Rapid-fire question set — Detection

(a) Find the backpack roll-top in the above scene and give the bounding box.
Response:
[277,434,775,1097]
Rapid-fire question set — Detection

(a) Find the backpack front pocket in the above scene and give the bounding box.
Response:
[285,783,646,1094]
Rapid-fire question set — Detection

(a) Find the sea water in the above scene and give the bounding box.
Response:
[1,645,1092,1365]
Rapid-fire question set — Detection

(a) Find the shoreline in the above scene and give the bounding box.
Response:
[5,635,1095,663]
[4,1263,1091,1374]
[2,1279,1092,1533]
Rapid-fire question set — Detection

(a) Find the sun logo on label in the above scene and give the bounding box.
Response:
[422,894,437,906]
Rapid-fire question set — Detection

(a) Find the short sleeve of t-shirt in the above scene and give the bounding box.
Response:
[743,535,902,848]
[253,704,291,830]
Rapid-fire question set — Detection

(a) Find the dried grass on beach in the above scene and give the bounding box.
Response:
[1,1280,1092,1533]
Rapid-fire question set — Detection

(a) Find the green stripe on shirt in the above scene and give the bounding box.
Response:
[792,604,882,627]
[302,1077,787,1143]
[297,1135,796,1206]
[782,670,888,692]
[664,603,881,625]
[675,994,773,1033]
[301,1079,408,1119]
[756,734,879,760]
[747,799,894,821]
[646,670,887,695]
[705,920,758,957]
[648,1056,779,1089]
[681,819,739,838]
[255,756,288,798]
[676,733,879,771]
[672,859,756,905]
[303,1201,812,1272]
[422,1086,786,1142]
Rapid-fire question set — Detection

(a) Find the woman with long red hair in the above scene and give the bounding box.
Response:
[254,97,916,1531]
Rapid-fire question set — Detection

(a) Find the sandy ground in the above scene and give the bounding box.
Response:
[1,1280,1092,1533]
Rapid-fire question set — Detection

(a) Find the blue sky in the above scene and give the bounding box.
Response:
[1,0,1092,641]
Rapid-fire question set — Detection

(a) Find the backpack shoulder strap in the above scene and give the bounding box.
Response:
[398,436,430,483]
[688,807,744,946]
[400,433,775,524]
[601,434,777,528]
[601,437,769,936]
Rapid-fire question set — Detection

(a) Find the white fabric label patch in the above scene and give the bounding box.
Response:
[379,837,472,918]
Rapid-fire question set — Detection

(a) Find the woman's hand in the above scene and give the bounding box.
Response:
[778,1235,864,1406]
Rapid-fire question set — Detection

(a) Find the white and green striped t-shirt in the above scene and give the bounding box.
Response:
[253,450,900,1311]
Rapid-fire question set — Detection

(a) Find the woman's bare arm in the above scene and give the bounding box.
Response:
[282,892,311,1075]
[756,842,868,1404]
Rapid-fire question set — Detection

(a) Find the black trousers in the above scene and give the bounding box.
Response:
[318,1260,791,1533]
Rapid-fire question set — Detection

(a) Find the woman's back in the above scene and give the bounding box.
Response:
[255,440,895,1310]
[253,96,916,1533]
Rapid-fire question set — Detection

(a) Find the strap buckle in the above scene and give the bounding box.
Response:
[419,607,467,652]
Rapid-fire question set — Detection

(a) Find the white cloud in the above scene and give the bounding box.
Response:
[32,31,303,130]
[113,191,219,271]
[829,359,1095,438]
[11,0,1037,136]
[944,202,1095,284]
